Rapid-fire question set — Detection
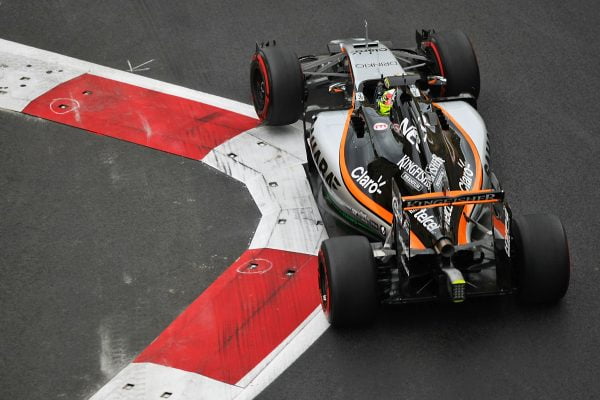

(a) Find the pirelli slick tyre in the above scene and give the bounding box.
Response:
[318,236,378,327]
[423,30,480,99]
[512,214,570,304]
[250,43,304,125]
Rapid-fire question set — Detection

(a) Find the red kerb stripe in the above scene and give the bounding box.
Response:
[134,248,320,385]
[22,74,259,160]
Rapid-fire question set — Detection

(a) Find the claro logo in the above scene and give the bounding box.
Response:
[351,167,386,194]
[458,158,474,190]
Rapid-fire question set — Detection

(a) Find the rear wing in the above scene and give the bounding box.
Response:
[401,189,504,210]
[388,184,509,256]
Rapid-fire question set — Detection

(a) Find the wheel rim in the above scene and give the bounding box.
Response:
[250,53,270,119]
[251,66,266,111]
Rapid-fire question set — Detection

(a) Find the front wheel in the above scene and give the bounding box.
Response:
[318,236,379,327]
[512,214,570,304]
[250,43,304,125]
[421,30,480,99]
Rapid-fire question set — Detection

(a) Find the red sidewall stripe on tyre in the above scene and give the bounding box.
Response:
[253,53,270,120]
[423,41,446,97]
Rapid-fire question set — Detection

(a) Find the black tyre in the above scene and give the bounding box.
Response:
[423,30,480,99]
[250,43,304,125]
[512,214,570,304]
[318,236,378,327]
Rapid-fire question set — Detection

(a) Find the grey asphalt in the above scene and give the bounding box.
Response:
[1,1,599,399]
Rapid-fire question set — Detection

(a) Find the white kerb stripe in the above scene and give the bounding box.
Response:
[89,362,243,400]
[202,124,326,256]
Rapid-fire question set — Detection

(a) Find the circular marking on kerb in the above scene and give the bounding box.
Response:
[236,258,273,274]
[49,98,81,115]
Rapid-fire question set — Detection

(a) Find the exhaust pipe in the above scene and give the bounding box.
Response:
[434,237,455,258]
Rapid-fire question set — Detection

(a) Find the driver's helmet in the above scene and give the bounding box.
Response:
[377,88,396,116]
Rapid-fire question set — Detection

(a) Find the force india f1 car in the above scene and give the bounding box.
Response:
[249,30,570,327]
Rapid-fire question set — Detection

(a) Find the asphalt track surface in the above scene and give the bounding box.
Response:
[1,1,600,399]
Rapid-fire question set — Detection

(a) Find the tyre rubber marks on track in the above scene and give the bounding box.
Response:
[0,39,328,400]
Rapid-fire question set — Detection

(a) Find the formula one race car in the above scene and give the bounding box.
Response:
[249,30,570,327]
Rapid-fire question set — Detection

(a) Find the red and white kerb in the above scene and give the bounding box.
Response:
[0,38,329,400]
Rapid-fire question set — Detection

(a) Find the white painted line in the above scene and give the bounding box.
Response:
[126,58,154,73]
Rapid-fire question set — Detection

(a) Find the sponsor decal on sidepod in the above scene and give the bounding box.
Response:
[397,154,432,189]
[351,166,387,194]
[309,135,341,190]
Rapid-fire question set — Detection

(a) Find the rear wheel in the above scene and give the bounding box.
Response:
[512,214,570,304]
[422,30,480,99]
[318,236,379,327]
[250,43,304,125]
